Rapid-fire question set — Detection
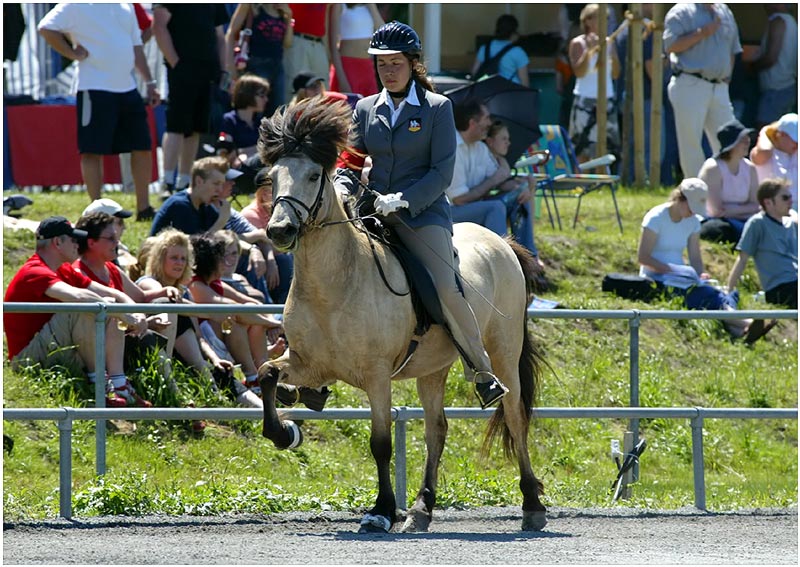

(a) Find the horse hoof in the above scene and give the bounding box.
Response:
[278,420,303,450]
[399,512,430,533]
[358,513,391,534]
[521,510,547,531]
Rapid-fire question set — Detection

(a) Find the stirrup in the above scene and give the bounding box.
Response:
[473,372,508,410]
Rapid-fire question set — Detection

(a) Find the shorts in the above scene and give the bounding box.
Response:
[76,89,152,155]
[165,62,218,135]
[11,311,89,373]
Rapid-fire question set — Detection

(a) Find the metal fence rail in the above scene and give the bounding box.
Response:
[3,405,797,519]
[3,303,797,519]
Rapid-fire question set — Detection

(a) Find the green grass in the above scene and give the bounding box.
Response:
[2,187,797,520]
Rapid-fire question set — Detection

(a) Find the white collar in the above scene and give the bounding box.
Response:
[378,80,421,111]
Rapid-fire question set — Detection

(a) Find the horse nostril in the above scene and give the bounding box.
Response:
[267,222,297,244]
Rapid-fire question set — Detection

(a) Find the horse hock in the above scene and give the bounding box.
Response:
[259,365,303,449]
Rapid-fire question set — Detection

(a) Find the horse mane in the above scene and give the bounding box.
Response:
[258,97,353,171]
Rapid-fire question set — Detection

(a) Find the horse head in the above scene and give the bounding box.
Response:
[258,98,353,251]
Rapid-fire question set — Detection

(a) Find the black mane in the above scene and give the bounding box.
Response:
[258,97,353,171]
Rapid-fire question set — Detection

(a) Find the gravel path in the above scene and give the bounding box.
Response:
[3,506,797,565]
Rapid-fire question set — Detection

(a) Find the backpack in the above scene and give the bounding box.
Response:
[474,42,517,79]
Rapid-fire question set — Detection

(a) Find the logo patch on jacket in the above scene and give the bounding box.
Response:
[408,119,421,132]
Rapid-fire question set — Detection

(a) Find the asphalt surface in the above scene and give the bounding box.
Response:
[3,506,797,564]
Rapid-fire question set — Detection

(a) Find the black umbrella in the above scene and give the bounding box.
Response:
[444,75,541,166]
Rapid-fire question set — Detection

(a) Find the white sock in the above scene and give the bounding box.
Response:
[109,374,127,389]
[163,170,177,185]
[176,173,191,189]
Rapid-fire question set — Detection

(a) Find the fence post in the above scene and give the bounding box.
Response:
[58,408,73,519]
[629,311,641,439]
[394,406,408,510]
[691,410,706,510]
[94,304,107,476]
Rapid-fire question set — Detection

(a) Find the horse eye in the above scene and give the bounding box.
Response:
[309,173,321,182]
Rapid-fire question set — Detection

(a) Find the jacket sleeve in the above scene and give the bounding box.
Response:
[334,106,367,196]
[400,97,457,217]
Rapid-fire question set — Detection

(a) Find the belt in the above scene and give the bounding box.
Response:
[675,70,725,84]
[296,32,323,43]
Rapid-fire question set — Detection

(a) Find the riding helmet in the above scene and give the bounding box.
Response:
[367,21,422,56]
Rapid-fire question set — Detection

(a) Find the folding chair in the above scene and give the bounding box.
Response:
[510,150,557,230]
[529,124,623,233]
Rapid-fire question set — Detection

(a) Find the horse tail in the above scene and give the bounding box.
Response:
[481,239,545,468]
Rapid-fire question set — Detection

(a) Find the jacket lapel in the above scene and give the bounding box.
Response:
[392,84,426,132]
[373,102,391,131]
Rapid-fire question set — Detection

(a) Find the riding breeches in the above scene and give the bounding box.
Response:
[388,221,494,381]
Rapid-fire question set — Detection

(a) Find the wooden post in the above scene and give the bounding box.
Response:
[631,5,646,187]
[649,4,665,188]
[621,16,633,185]
[596,5,608,158]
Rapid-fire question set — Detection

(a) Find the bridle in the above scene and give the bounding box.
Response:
[271,159,328,236]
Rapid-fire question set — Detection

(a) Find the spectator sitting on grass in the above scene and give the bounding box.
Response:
[3,216,149,407]
[637,178,775,344]
[727,178,798,309]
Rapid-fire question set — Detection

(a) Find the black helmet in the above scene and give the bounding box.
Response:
[368,21,421,56]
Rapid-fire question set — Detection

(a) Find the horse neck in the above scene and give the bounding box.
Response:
[291,184,368,295]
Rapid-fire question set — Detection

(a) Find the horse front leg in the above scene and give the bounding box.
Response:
[400,368,449,533]
[258,356,302,450]
[358,378,397,534]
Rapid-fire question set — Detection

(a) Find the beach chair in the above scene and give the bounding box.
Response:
[529,124,623,233]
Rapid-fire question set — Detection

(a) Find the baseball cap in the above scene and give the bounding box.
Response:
[777,113,798,143]
[292,71,325,93]
[36,216,88,241]
[81,198,133,219]
[679,178,709,216]
[254,168,271,189]
[225,168,244,181]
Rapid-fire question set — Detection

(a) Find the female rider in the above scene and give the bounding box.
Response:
[334,21,507,408]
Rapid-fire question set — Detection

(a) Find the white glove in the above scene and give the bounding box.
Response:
[374,192,409,216]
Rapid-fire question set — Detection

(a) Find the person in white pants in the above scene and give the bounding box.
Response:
[664,3,741,179]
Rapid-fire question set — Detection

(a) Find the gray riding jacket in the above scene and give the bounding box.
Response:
[334,82,457,230]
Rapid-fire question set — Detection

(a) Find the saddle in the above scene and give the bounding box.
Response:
[346,183,475,375]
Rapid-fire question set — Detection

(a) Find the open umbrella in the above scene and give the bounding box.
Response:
[444,75,540,165]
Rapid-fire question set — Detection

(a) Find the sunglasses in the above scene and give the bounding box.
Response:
[775,194,792,202]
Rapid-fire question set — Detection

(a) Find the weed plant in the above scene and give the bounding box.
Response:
[2,187,797,520]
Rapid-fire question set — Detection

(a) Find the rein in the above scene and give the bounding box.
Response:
[272,161,408,296]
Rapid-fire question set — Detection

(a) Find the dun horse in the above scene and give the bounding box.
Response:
[257,98,547,533]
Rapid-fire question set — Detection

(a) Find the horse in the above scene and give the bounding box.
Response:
[256,97,547,533]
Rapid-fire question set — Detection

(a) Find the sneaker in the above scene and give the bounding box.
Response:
[474,373,508,409]
[114,381,153,408]
[135,205,156,222]
[236,389,263,408]
[298,386,331,412]
[105,390,128,408]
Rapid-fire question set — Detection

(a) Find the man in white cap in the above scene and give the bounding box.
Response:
[751,113,798,211]
[81,197,135,265]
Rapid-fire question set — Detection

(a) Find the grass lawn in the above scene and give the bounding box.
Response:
[2,185,797,520]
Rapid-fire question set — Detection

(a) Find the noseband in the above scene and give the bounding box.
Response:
[272,163,328,236]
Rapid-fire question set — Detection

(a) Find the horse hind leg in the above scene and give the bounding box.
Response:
[487,339,547,531]
[400,368,449,534]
